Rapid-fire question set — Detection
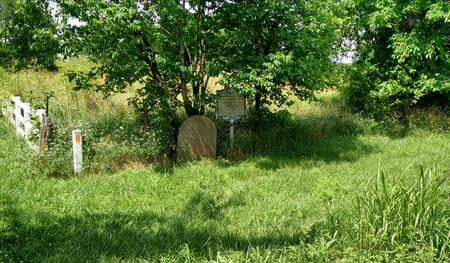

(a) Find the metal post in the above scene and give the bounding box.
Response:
[72,129,83,175]
[229,118,235,151]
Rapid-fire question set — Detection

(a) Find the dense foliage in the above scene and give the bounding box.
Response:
[56,0,339,123]
[57,0,224,120]
[344,0,450,116]
[0,0,58,71]
[213,0,339,111]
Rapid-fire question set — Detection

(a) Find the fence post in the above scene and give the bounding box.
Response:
[6,97,50,152]
[34,109,46,123]
[22,103,31,138]
[72,129,83,175]
[12,97,21,135]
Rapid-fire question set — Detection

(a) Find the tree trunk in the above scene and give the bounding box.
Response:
[168,110,181,161]
[180,81,197,117]
[192,81,201,116]
[253,88,263,130]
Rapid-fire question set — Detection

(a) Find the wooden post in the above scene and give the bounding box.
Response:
[12,97,22,135]
[39,116,53,152]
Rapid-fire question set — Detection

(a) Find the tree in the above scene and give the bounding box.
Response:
[58,0,227,121]
[0,0,59,71]
[57,0,340,127]
[344,0,450,115]
[0,0,16,63]
[213,0,340,113]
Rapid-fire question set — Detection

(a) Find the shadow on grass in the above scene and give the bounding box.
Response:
[214,112,378,171]
[0,193,321,262]
[153,112,378,174]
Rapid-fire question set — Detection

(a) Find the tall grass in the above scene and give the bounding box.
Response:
[3,60,450,176]
[0,60,168,176]
[355,166,449,253]
[2,61,450,261]
[0,59,130,124]
[324,165,450,261]
[2,97,450,261]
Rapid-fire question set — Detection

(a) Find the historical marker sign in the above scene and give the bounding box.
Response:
[216,89,247,119]
[216,89,247,151]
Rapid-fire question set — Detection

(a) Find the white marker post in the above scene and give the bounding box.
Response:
[72,129,83,175]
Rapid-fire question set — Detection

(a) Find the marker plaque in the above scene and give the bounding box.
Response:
[216,89,247,151]
[216,89,247,119]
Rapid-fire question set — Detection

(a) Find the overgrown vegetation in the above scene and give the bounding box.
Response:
[1,109,450,261]
[1,0,449,261]
[2,61,450,261]
[2,60,450,175]
[0,59,168,177]
[355,166,449,256]
[342,0,450,117]
[326,166,450,261]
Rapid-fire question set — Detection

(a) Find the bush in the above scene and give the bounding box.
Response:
[342,0,450,121]
[36,112,168,177]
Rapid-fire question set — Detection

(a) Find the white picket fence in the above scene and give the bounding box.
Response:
[2,96,84,173]
[2,96,46,150]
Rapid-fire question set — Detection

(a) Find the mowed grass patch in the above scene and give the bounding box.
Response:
[1,110,450,262]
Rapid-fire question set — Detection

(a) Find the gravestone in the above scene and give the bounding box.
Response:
[177,115,217,160]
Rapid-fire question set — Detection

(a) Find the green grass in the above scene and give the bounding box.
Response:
[1,62,450,262]
[0,59,129,121]
[1,116,450,262]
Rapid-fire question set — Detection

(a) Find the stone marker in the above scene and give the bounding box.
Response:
[177,115,217,160]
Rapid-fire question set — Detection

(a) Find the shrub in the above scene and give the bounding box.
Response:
[36,111,169,177]
[342,0,450,119]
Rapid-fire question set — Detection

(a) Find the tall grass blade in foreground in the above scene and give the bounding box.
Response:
[353,165,450,259]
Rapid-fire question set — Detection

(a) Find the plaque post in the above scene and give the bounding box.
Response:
[229,118,236,151]
[216,89,247,154]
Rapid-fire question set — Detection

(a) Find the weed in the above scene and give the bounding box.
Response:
[356,166,449,254]
[1,62,450,261]
[324,165,450,261]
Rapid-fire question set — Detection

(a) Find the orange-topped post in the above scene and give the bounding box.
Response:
[72,129,83,175]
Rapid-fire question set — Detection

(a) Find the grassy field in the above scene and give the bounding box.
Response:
[1,63,450,262]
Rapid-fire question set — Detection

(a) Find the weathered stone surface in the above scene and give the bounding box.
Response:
[177,115,217,160]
